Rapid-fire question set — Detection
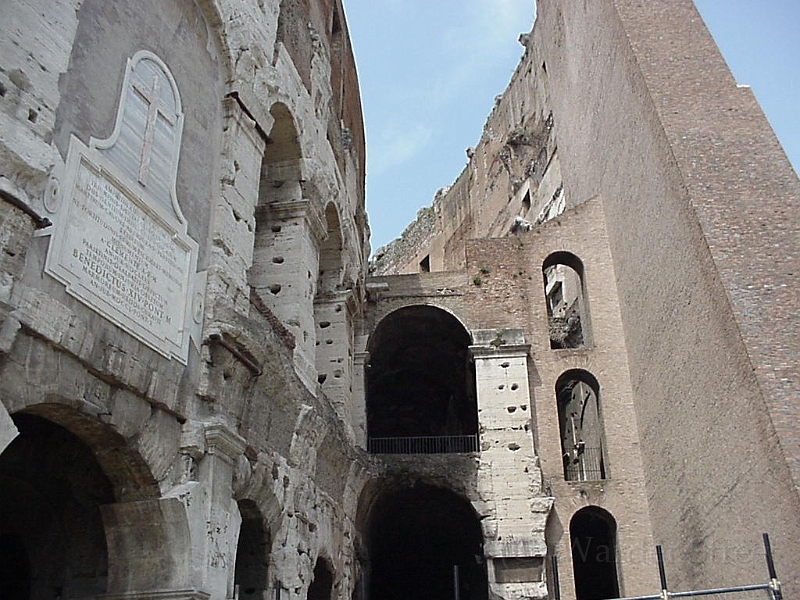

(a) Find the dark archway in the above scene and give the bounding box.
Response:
[234,500,270,600]
[366,484,487,600]
[542,252,590,349]
[366,306,477,452]
[556,370,606,481]
[570,507,619,600]
[0,413,114,598]
[0,532,30,600]
[307,557,334,600]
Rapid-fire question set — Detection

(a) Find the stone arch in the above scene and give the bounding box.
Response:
[555,370,607,481]
[0,411,114,597]
[250,101,322,390]
[184,0,238,86]
[318,202,344,297]
[357,480,487,600]
[11,402,159,501]
[569,506,620,600]
[0,403,194,595]
[542,251,591,349]
[315,202,355,408]
[366,305,478,452]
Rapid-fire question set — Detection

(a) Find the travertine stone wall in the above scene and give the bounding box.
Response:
[0,0,369,598]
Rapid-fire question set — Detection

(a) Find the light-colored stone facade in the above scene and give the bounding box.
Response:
[0,0,797,599]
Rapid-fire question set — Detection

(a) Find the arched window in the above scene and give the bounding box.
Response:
[556,370,606,481]
[570,507,619,600]
[366,306,478,453]
[250,103,319,388]
[542,252,590,349]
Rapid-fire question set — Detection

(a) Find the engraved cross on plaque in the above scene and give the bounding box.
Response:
[133,74,176,186]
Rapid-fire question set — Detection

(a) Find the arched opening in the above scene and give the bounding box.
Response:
[542,252,589,349]
[556,370,606,481]
[234,500,270,600]
[250,102,319,388]
[365,484,487,600]
[307,557,334,600]
[366,306,477,453]
[317,203,344,297]
[315,202,352,402]
[0,413,114,597]
[0,532,30,600]
[570,507,619,600]
[250,102,305,305]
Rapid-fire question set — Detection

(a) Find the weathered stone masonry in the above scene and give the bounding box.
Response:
[1,0,798,599]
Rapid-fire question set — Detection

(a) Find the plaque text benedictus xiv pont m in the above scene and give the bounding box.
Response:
[44,51,203,362]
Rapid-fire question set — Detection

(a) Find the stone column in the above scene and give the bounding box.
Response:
[351,345,370,449]
[162,421,247,600]
[206,96,269,322]
[100,498,202,599]
[471,329,553,600]
[251,195,325,393]
[314,291,355,430]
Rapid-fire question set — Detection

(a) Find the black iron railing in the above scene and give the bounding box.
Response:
[563,446,606,481]
[368,434,479,454]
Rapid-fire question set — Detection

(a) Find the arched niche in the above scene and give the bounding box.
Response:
[250,102,320,388]
[317,202,344,297]
[542,252,590,349]
[366,306,477,453]
[556,370,607,481]
[363,483,487,600]
[569,507,620,600]
[234,500,271,600]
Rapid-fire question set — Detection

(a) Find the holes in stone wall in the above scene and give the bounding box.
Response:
[269,284,282,295]
[273,256,284,264]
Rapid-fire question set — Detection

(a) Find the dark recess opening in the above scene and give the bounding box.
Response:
[570,507,619,600]
[234,500,270,599]
[366,484,487,600]
[307,558,334,600]
[366,306,477,441]
[0,413,114,598]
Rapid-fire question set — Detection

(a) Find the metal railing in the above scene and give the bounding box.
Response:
[551,535,782,600]
[563,446,606,481]
[616,583,776,600]
[368,434,479,454]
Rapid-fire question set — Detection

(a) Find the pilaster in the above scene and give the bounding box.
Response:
[471,329,553,600]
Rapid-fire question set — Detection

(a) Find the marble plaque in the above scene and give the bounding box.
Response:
[45,139,199,362]
[45,51,201,363]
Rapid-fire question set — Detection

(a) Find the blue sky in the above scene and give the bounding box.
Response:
[343,1,800,252]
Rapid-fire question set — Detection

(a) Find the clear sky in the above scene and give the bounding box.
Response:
[343,1,800,253]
